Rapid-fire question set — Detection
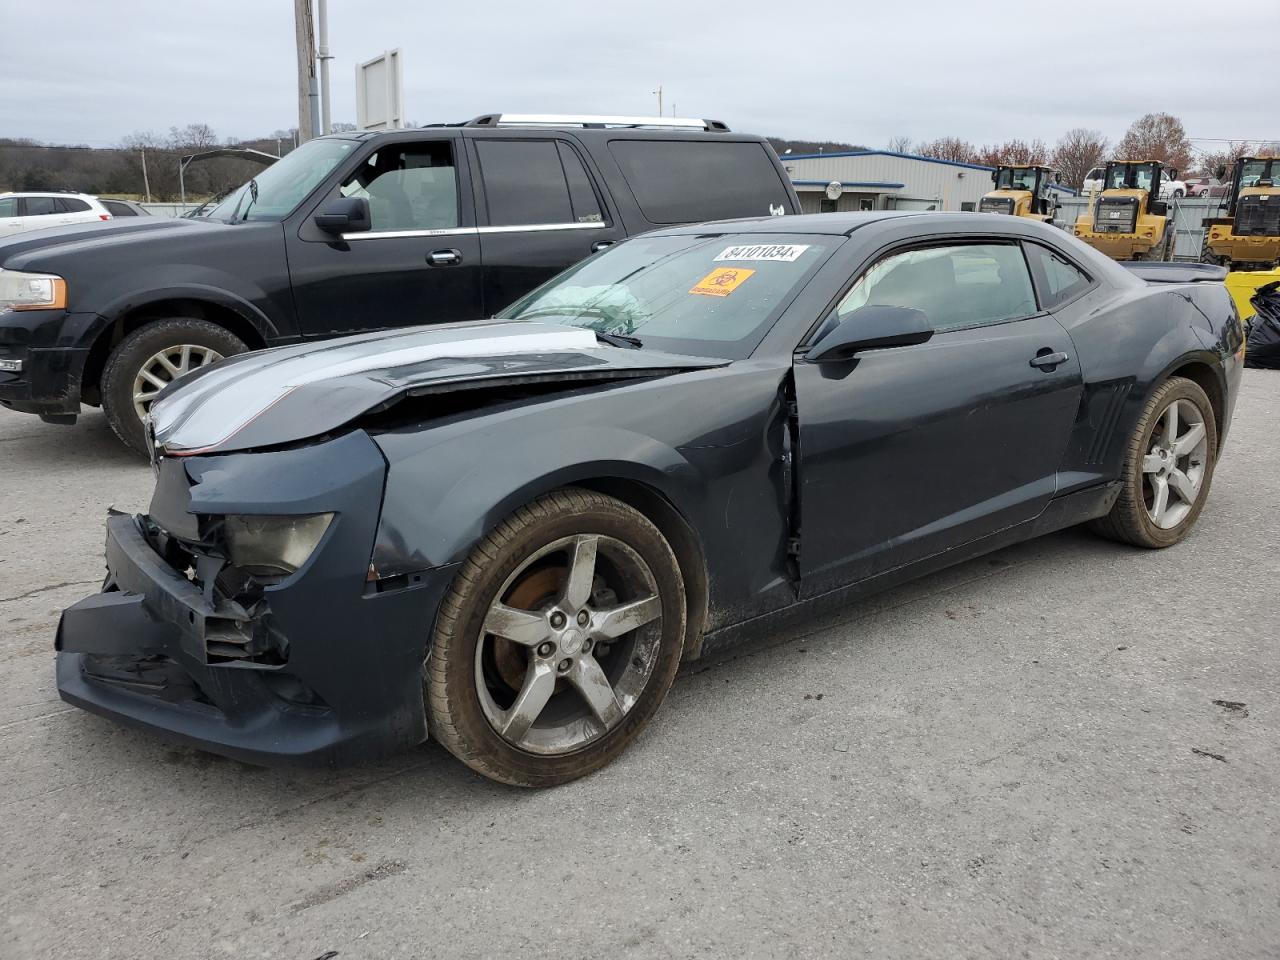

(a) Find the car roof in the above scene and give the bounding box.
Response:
[0,191,98,199]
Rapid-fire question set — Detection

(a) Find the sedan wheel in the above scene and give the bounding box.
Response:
[1090,377,1217,548]
[427,489,687,786]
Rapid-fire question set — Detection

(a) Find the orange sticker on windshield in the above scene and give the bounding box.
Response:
[690,267,755,297]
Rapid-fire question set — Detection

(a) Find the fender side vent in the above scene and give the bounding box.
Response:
[1085,382,1132,465]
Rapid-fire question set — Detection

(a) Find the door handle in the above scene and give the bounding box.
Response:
[1029,350,1070,371]
[427,248,462,266]
[591,240,615,253]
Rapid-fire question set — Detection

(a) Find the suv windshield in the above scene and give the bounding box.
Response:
[203,138,359,223]
[497,233,832,360]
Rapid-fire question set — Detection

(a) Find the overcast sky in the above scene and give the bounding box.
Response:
[2,0,1276,152]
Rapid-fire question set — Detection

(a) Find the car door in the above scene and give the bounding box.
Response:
[468,136,626,314]
[0,197,22,237]
[287,135,484,336]
[792,240,1083,596]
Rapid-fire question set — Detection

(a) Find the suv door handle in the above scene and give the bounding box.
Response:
[591,240,615,253]
[1029,350,1070,371]
[427,248,462,266]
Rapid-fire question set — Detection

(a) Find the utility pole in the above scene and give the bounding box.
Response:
[140,147,151,203]
[317,0,333,136]
[294,0,317,142]
[653,84,663,117]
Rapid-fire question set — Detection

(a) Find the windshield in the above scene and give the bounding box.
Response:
[497,233,834,360]
[995,167,1040,192]
[1239,159,1275,188]
[1105,163,1157,192]
[203,138,359,222]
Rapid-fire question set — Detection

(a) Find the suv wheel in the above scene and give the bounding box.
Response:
[101,318,247,454]
[426,489,687,787]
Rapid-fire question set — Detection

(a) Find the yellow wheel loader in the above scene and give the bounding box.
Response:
[1200,156,1280,270]
[1074,160,1175,261]
[979,165,1062,223]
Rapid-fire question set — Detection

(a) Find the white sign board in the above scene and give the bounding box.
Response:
[355,49,404,130]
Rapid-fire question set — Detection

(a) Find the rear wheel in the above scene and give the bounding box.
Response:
[426,489,687,787]
[1090,377,1217,548]
[101,318,247,454]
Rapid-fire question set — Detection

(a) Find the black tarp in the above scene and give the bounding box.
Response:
[1246,282,1280,370]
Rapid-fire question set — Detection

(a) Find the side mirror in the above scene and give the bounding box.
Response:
[990,170,998,183]
[804,305,933,363]
[1054,172,1062,184]
[1168,168,1178,180]
[1215,164,1227,180]
[314,197,371,235]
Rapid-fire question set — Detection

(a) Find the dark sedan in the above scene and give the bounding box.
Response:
[56,213,1245,786]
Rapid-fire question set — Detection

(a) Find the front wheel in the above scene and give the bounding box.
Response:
[1090,377,1217,548]
[101,318,247,454]
[426,489,687,786]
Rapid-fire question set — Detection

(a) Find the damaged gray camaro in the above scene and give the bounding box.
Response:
[56,213,1243,786]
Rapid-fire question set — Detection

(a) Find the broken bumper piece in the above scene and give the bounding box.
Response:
[56,511,454,768]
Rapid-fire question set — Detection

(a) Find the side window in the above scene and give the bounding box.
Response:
[339,141,459,233]
[475,139,577,227]
[608,140,793,224]
[0,198,17,217]
[1024,243,1092,309]
[557,142,604,224]
[103,200,137,216]
[56,197,91,213]
[836,243,1038,331]
[25,196,58,216]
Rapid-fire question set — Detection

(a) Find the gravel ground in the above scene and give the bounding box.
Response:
[1,372,1277,960]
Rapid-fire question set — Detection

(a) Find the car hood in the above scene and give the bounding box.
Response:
[150,320,728,455]
[0,216,230,270]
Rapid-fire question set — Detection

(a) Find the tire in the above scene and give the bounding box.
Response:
[1161,225,1175,262]
[1090,377,1218,549]
[1171,189,1185,199]
[101,318,247,454]
[426,488,687,787]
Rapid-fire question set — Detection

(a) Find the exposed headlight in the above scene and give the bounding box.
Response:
[0,269,67,314]
[223,513,334,577]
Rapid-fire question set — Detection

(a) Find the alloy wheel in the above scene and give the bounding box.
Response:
[131,344,222,421]
[1142,397,1209,529]
[475,533,663,755]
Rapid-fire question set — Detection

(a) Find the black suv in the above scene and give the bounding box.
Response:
[0,113,799,451]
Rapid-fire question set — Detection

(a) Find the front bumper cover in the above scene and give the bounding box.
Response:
[55,431,457,767]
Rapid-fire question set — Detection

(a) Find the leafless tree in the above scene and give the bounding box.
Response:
[886,135,913,153]
[974,139,1050,168]
[1051,128,1109,188]
[914,137,979,164]
[1116,113,1192,175]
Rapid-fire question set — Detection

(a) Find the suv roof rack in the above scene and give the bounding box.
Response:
[463,113,730,132]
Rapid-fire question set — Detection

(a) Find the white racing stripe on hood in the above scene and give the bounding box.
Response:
[151,324,600,453]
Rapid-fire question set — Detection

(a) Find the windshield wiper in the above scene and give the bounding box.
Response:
[233,178,260,224]
[595,331,642,349]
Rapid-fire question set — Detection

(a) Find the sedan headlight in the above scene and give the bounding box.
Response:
[223,513,334,577]
[0,269,67,314]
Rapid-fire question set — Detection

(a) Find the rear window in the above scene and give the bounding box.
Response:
[102,200,139,216]
[608,140,792,224]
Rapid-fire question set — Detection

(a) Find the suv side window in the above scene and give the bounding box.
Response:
[837,242,1038,331]
[1024,243,1093,309]
[24,196,58,216]
[56,197,91,213]
[475,139,593,227]
[339,141,459,233]
[103,200,138,216]
[608,140,793,224]
[0,198,17,217]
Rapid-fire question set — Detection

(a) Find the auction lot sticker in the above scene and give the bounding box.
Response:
[714,244,809,262]
[690,267,755,297]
